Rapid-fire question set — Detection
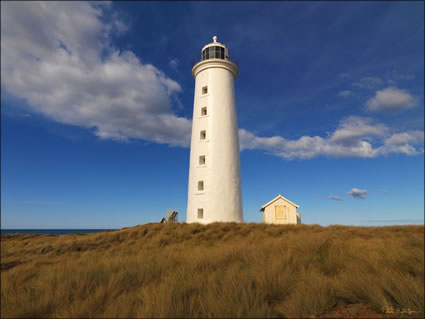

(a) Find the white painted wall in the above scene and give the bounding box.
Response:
[186,39,243,223]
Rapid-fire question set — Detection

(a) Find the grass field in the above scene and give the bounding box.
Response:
[1,223,424,318]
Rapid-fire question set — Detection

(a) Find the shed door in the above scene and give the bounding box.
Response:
[275,205,287,219]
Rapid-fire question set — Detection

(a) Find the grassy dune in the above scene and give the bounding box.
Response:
[1,223,424,318]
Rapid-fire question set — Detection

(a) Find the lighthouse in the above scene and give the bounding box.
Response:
[186,36,243,223]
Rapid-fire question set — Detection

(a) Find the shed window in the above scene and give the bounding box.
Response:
[275,205,287,219]
[199,155,206,165]
[198,208,204,219]
[202,86,208,94]
[201,107,207,116]
[198,181,204,191]
[200,130,206,140]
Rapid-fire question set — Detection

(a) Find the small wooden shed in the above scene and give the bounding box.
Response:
[260,194,301,224]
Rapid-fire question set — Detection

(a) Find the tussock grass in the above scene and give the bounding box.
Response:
[1,223,423,318]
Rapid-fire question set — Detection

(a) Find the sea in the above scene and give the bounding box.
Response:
[1,229,118,235]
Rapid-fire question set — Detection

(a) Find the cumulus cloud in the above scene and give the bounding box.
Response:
[338,90,354,98]
[239,116,424,160]
[329,195,343,201]
[365,87,418,113]
[329,116,388,146]
[352,76,383,89]
[387,131,424,145]
[1,2,423,160]
[348,188,368,199]
[380,130,424,155]
[1,1,191,146]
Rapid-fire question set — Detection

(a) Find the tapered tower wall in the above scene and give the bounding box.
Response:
[186,38,243,223]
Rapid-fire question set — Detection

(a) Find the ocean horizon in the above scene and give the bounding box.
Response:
[1,229,119,235]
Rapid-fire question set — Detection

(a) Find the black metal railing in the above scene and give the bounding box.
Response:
[191,54,239,68]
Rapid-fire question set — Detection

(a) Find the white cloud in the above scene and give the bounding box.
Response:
[329,116,388,146]
[365,87,418,113]
[352,76,383,89]
[1,2,423,160]
[338,90,354,98]
[329,195,343,201]
[384,130,424,146]
[1,1,191,146]
[111,11,129,35]
[380,130,424,155]
[169,58,179,71]
[239,116,424,160]
[348,188,368,199]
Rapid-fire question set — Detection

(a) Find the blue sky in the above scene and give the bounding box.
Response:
[1,1,424,228]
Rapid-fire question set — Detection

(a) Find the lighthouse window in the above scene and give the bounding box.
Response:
[198,181,204,191]
[200,130,206,140]
[219,47,224,59]
[202,86,208,95]
[202,46,225,60]
[211,47,216,58]
[199,155,206,165]
[201,107,207,116]
[198,209,204,219]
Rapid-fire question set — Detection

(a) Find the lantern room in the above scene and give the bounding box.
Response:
[201,36,228,61]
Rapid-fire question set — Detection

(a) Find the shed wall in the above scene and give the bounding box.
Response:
[263,198,300,224]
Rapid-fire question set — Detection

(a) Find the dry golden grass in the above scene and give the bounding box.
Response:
[1,223,423,318]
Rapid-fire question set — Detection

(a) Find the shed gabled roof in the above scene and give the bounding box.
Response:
[260,194,299,212]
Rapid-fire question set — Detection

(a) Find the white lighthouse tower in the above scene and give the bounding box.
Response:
[186,36,243,224]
